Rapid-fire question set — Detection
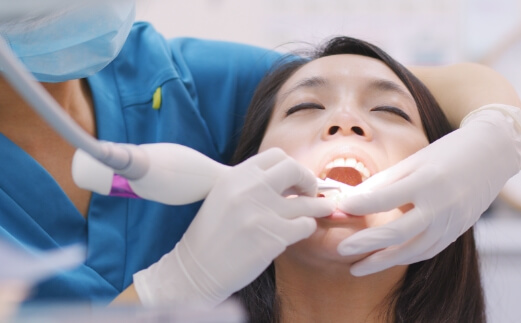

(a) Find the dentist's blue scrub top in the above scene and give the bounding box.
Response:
[0,22,279,303]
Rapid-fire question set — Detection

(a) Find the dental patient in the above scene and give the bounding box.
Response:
[231,37,485,323]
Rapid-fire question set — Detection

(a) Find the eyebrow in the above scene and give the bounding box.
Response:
[367,79,415,103]
[278,76,329,102]
[278,76,415,106]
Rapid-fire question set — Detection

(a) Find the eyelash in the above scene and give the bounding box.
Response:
[371,106,411,122]
[285,103,325,116]
[285,103,411,122]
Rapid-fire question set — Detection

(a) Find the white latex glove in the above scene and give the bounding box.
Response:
[133,148,335,307]
[336,104,521,276]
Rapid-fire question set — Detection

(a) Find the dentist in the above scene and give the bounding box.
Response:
[0,0,520,307]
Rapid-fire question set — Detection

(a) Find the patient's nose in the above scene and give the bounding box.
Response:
[323,112,372,140]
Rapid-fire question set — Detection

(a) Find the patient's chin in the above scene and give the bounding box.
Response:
[334,251,372,265]
[283,226,372,267]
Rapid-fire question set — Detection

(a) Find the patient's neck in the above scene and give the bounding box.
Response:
[275,255,406,323]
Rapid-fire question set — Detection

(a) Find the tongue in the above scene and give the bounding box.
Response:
[326,167,363,186]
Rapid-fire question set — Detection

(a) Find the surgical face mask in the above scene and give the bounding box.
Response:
[0,0,136,83]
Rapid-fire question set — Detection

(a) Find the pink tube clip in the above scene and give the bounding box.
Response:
[109,174,140,199]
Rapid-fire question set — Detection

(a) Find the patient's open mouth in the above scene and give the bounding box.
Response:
[326,167,363,186]
[319,158,370,186]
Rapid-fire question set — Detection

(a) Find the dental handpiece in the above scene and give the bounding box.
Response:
[0,35,340,206]
[74,149,345,205]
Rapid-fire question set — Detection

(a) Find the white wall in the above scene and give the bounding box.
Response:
[476,214,521,323]
[136,0,521,94]
[136,0,521,66]
[135,0,463,64]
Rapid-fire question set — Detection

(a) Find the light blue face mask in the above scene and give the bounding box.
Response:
[0,1,135,83]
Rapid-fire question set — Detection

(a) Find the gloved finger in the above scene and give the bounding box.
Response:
[404,230,460,264]
[349,245,405,276]
[351,158,412,193]
[337,208,428,256]
[349,231,437,276]
[337,171,423,215]
[275,196,335,219]
[261,216,317,246]
[244,147,287,170]
[263,158,317,197]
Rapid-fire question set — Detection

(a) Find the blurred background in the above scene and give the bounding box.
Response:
[136,0,521,94]
[136,1,521,322]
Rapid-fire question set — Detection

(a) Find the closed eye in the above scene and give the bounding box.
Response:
[285,103,325,116]
[371,106,411,122]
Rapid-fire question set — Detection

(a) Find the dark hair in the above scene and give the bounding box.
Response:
[231,37,485,323]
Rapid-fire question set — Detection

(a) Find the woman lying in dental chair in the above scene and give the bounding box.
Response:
[231,37,485,323]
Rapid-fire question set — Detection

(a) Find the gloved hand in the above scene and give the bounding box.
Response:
[336,104,521,276]
[133,148,335,307]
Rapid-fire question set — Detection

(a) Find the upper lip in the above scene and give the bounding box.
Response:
[316,145,378,181]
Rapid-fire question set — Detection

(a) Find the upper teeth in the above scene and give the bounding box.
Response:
[321,157,371,180]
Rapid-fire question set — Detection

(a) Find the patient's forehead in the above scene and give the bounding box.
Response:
[279,54,408,94]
